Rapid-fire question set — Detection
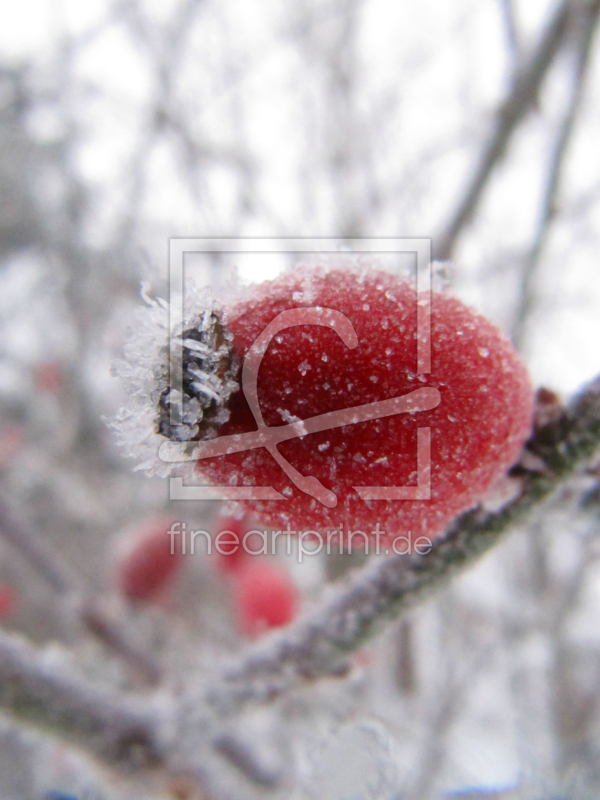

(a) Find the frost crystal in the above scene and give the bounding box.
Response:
[110,284,239,477]
[299,718,399,800]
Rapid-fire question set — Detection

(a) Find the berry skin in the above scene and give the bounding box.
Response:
[195,264,534,544]
[234,560,298,637]
[113,517,182,603]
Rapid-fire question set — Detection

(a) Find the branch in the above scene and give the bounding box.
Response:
[512,0,600,348]
[0,630,265,790]
[435,0,574,260]
[0,632,161,768]
[0,501,161,684]
[204,375,600,714]
[0,501,72,595]
[497,0,521,63]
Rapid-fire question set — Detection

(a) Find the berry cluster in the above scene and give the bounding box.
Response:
[113,512,299,637]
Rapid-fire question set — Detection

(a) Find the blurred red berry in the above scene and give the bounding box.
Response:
[0,585,15,620]
[234,560,298,637]
[197,265,534,544]
[0,425,23,468]
[114,516,182,603]
[33,360,64,395]
[212,512,251,574]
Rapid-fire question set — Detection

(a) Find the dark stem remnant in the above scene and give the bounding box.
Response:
[157,310,238,442]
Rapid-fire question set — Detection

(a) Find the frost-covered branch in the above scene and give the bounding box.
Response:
[0,501,161,685]
[203,375,600,713]
[0,630,270,790]
[0,632,161,768]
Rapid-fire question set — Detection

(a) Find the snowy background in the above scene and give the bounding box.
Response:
[1,0,600,797]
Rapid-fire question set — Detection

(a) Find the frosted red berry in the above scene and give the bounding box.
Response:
[234,560,298,636]
[114,516,182,602]
[194,265,534,544]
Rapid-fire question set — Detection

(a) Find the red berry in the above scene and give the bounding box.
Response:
[0,425,23,468]
[196,265,534,545]
[0,585,15,620]
[114,516,182,602]
[212,512,251,574]
[33,360,64,395]
[234,560,298,636]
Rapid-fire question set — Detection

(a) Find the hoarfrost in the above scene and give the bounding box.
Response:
[109,281,239,478]
[297,718,399,800]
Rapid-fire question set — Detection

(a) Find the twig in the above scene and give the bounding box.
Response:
[407,626,496,800]
[213,733,282,789]
[79,601,162,685]
[0,630,262,790]
[498,0,521,63]
[435,0,574,260]
[0,632,161,768]
[0,501,73,595]
[512,0,600,349]
[0,501,161,684]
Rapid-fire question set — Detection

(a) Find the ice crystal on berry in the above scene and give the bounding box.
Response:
[110,283,239,477]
